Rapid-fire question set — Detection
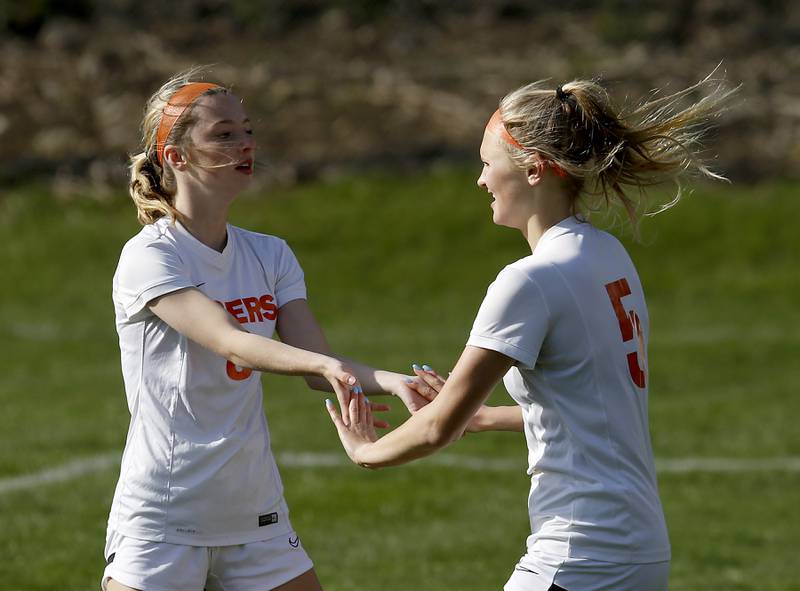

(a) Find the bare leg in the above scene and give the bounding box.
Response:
[106,579,141,591]
[272,568,323,591]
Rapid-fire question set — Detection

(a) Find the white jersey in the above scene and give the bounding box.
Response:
[109,217,306,546]
[467,216,670,564]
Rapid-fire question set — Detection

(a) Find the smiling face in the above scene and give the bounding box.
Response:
[477,128,534,230]
[180,92,256,193]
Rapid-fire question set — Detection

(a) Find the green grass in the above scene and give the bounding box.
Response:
[0,171,798,590]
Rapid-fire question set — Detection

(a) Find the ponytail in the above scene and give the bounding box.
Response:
[128,151,183,225]
[498,71,738,229]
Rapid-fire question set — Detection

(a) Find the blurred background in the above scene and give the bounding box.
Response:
[1,2,799,591]
[1,0,799,194]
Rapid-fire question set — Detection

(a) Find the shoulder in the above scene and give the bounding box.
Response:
[115,219,186,283]
[119,219,180,260]
[230,225,293,255]
[485,262,549,309]
[501,254,554,291]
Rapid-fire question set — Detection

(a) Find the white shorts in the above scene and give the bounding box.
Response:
[504,554,670,591]
[101,530,314,591]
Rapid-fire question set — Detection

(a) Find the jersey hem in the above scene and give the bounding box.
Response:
[467,334,535,367]
[276,290,307,308]
[112,520,295,547]
[124,279,194,319]
[529,544,671,564]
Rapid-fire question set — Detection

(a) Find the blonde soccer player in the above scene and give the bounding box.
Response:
[327,76,735,591]
[103,70,426,591]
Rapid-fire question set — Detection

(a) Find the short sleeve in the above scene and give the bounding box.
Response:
[114,240,194,322]
[274,241,306,307]
[467,267,549,368]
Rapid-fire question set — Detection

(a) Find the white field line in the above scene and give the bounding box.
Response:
[2,452,799,496]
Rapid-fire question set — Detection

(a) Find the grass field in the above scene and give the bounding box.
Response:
[1,169,798,590]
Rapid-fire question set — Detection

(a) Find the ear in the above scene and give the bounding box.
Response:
[526,160,545,187]
[163,145,187,171]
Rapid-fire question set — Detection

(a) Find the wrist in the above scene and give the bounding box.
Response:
[352,441,372,467]
[315,353,336,378]
[375,370,401,395]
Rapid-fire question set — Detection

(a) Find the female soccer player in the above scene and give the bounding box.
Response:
[103,70,425,591]
[327,76,734,590]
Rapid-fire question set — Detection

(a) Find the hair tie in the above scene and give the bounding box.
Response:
[556,86,570,101]
[155,82,220,165]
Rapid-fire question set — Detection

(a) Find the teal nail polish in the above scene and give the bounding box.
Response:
[325,399,333,407]
[412,364,421,370]
[422,364,432,371]
[365,396,370,403]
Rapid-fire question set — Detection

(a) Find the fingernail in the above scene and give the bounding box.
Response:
[404,377,414,383]
[422,364,432,371]
[355,386,363,394]
[365,396,370,403]
[412,364,421,370]
[325,399,333,407]
[348,376,356,385]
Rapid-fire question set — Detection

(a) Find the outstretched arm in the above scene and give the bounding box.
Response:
[275,299,429,412]
[410,367,523,433]
[469,405,524,433]
[149,288,359,408]
[327,345,515,468]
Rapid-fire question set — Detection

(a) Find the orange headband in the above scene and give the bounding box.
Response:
[485,109,568,178]
[486,109,526,150]
[156,82,221,165]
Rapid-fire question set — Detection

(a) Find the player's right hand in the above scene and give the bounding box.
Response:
[321,360,361,427]
[325,392,378,466]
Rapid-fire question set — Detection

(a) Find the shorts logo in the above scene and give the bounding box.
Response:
[258,512,279,527]
[289,535,300,548]
[106,553,115,565]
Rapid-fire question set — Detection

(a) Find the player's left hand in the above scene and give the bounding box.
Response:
[409,364,447,400]
[391,375,432,413]
[326,391,378,465]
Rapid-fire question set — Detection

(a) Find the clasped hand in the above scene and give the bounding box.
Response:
[325,364,449,465]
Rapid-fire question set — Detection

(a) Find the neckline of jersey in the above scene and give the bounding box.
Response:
[172,219,236,270]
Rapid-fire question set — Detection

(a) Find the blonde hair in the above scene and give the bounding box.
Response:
[498,71,737,228]
[129,68,230,225]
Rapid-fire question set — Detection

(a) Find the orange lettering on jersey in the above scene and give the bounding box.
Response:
[225,299,247,324]
[218,292,279,380]
[605,278,647,389]
[259,294,277,320]
[220,293,278,325]
[226,360,253,381]
[605,279,634,341]
[242,297,264,323]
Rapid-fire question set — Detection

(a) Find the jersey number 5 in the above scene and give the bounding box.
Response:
[605,278,647,388]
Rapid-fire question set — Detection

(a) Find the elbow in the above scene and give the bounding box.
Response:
[423,418,460,450]
[224,342,251,369]
[221,338,254,371]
